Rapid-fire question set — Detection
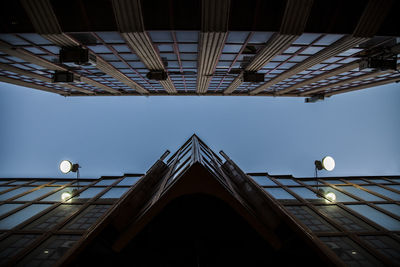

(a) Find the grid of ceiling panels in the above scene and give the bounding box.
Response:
[250,174,400,266]
[0,176,141,266]
[0,32,398,96]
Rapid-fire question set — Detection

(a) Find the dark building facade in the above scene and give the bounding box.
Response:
[0,0,399,100]
[0,135,399,266]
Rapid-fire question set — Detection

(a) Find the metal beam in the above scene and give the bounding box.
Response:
[223,0,313,94]
[20,0,148,95]
[251,0,393,96]
[0,76,68,96]
[197,0,230,94]
[0,63,94,95]
[112,0,176,94]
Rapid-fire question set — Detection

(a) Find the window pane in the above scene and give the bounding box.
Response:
[285,205,336,232]
[63,205,111,230]
[0,234,39,265]
[31,181,51,185]
[346,204,400,231]
[386,185,400,191]
[71,187,104,201]
[368,179,390,184]
[362,186,400,201]
[276,179,299,185]
[264,188,295,199]
[0,204,52,229]
[347,179,368,184]
[250,176,276,186]
[376,204,400,216]
[337,186,384,201]
[15,187,56,201]
[95,179,117,186]
[361,235,400,264]
[117,177,140,186]
[24,204,81,230]
[0,187,32,201]
[316,205,374,231]
[319,186,356,202]
[320,236,382,266]
[40,187,75,202]
[17,235,81,266]
[323,180,345,184]
[0,204,23,216]
[100,187,129,199]
[289,187,319,200]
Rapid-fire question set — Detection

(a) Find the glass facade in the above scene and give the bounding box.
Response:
[0,175,141,265]
[250,174,400,265]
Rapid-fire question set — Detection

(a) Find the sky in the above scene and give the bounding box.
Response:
[0,82,399,179]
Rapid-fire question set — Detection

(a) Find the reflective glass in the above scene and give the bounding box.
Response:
[376,204,400,216]
[0,204,23,217]
[362,186,400,201]
[369,179,390,183]
[117,177,140,186]
[95,179,117,186]
[71,187,104,201]
[250,176,276,186]
[386,185,400,191]
[346,204,400,231]
[276,179,299,186]
[31,181,50,185]
[264,188,295,199]
[337,186,384,201]
[323,180,345,184]
[0,204,52,229]
[9,181,29,185]
[361,235,400,264]
[15,187,56,201]
[347,179,368,184]
[100,188,129,199]
[289,187,319,199]
[0,187,12,193]
[0,187,32,201]
[0,234,39,265]
[319,186,356,202]
[40,187,75,202]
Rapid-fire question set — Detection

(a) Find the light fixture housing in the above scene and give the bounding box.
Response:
[59,160,80,174]
[315,156,335,171]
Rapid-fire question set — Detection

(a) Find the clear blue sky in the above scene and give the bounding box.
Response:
[0,82,399,179]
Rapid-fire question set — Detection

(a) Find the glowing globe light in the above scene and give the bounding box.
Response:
[61,191,72,201]
[322,156,335,171]
[59,160,73,174]
[325,191,336,202]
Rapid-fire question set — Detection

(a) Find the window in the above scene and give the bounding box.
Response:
[0,204,23,217]
[375,204,400,216]
[337,186,384,201]
[24,205,81,230]
[0,187,32,201]
[117,177,140,186]
[100,187,129,199]
[63,205,111,230]
[285,206,336,232]
[264,188,295,200]
[40,187,75,202]
[250,176,276,186]
[288,187,320,200]
[15,187,56,201]
[95,179,117,186]
[318,187,356,202]
[346,205,400,231]
[0,234,39,265]
[361,235,400,264]
[276,179,299,186]
[362,186,400,201]
[0,204,52,230]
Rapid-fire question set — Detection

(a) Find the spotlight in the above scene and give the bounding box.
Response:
[61,191,72,201]
[315,156,335,171]
[59,160,79,174]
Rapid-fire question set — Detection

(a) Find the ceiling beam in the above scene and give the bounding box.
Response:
[224,0,313,94]
[112,0,176,94]
[251,0,393,96]
[197,0,230,94]
[20,0,149,95]
[0,63,94,95]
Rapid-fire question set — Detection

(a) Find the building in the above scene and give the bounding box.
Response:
[0,0,399,100]
[0,135,399,266]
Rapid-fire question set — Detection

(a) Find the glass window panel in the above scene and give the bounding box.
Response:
[31,181,50,185]
[0,204,52,230]
[0,204,23,217]
[314,34,343,46]
[222,44,242,53]
[264,188,295,199]
[100,187,129,199]
[276,179,299,185]
[346,179,368,184]
[362,186,400,201]
[361,235,400,264]
[337,186,384,201]
[40,187,75,202]
[148,31,172,42]
[386,185,400,191]
[15,187,56,201]
[319,186,356,202]
[302,180,318,185]
[158,44,173,52]
[250,176,276,186]
[346,204,400,231]
[63,205,111,230]
[9,181,29,185]
[0,187,12,193]
[96,32,125,43]
[323,180,345,184]
[0,34,29,45]
[227,31,248,43]
[87,45,111,53]
[0,234,39,265]
[117,177,140,186]
[17,235,81,267]
[52,181,72,185]
[71,187,104,201]
[376,204,400,216]
[293,33,321,45]
[283,46,301,54]
[248,32,273,44]
[112,45,130,52]
[0,181,11,185]
[285,205,336,232]
[320,236,382,266]
[178,44,198,52]
[300,46,325,55]
[289,187,319,199]
[24,204,81,230]
[95,179,117,186]
[176,31,198,42]
[369,179,390,183]
[316,205,374,231]
[0,187,32,201]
